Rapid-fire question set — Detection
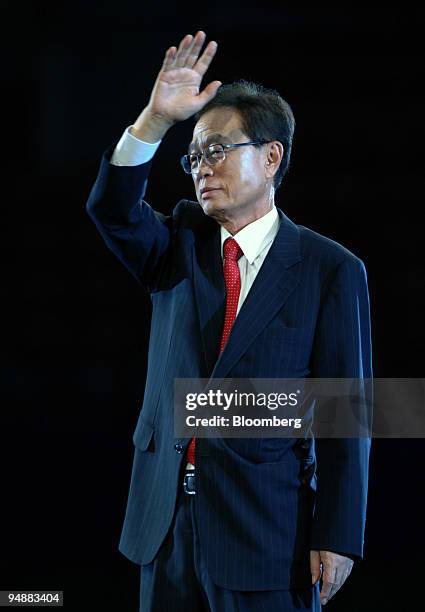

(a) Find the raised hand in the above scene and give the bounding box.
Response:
[132,31,221,142]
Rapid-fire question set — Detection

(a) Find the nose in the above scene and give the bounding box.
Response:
[197,155,214,178]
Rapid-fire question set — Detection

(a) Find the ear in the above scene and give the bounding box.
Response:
[265,141,284,181]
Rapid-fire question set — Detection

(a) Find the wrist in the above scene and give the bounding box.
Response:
[131,107,173,143]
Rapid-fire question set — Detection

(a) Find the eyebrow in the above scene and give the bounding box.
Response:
[188,133,232,154]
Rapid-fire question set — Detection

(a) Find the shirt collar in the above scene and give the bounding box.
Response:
[220,206,280,264]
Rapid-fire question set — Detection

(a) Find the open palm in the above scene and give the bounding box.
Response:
[148,31,221,125]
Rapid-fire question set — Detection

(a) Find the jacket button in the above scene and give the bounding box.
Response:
[174,443,184,454]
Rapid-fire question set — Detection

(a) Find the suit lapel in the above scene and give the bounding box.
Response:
[210,209,301,379]
[192,218,226,375]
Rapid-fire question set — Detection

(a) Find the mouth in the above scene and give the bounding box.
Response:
[200,188,221,199]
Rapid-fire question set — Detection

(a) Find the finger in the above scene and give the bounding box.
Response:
[311,567,321,585]
[310,551,322,585]
[320,565,337,605]
[320,580,335,605]
[325,576,340,603]
[174,34,194,68]
[197,80,222,106]
[323,563,347,604]
[193,40,218,77]
[161,46,177,71]
[185,30,207,69]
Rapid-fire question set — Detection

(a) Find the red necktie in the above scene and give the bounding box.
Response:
[186,238,244,466]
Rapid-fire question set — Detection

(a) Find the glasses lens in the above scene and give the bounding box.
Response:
[181,155,194,174]
[205,144,225,165]
[189,154,200,173]
[182,144,226,174]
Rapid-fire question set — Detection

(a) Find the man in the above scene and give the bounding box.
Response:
[86,31,372,611]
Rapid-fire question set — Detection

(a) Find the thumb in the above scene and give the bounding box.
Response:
[310,550,322,585]
[198,80,222,106]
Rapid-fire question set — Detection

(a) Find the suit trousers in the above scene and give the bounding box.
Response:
[139,482,321,612]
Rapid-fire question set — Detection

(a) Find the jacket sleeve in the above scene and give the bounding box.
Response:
[85,142,172,291]
[309,256,373,560]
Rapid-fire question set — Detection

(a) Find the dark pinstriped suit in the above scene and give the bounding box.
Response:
[86,142,372,592]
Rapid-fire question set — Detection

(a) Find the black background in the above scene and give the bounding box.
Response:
[2,1,424,610]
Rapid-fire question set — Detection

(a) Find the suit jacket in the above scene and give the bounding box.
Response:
[86,143,372,591]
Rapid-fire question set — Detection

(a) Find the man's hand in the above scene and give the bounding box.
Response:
[310,550,354,606]
[131,31,221,142]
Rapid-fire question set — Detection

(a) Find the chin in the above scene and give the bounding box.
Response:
[200,200,227,220]
[199,197,219,212]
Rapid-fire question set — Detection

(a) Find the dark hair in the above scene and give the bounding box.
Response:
[194,80,295,190]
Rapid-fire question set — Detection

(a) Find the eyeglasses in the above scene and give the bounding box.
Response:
[180,141,271,175]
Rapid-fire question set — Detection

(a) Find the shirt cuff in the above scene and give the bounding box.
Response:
[110,126,161,166]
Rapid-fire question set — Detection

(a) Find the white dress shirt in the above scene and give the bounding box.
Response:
[220,209,279,314]
[111,128,281,469]
[110,126,161,166]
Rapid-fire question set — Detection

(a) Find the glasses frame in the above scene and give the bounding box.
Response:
[180,140,271,175]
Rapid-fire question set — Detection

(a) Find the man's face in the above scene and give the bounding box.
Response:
[190,107,271,223]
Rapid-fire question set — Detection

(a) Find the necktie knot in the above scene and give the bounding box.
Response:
[223,237,243,262]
